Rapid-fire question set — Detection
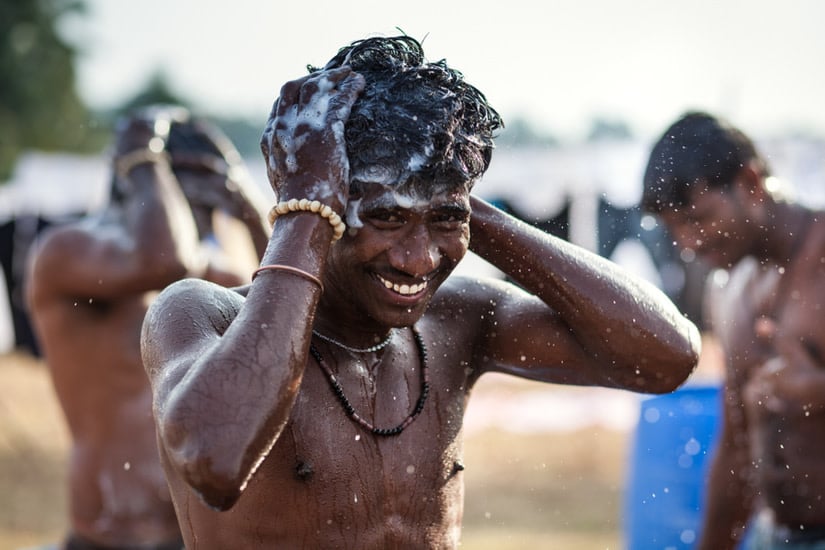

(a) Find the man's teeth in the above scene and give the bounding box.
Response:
[378,275,428,295]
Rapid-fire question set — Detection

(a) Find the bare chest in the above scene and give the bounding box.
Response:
[220,342,471,547]
[713,256,825,380]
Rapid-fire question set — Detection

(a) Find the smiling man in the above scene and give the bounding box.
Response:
[140,36,700,549]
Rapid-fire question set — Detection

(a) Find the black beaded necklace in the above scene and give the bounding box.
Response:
[309,326,430,436]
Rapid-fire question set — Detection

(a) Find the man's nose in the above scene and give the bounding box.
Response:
[388,226,440,277]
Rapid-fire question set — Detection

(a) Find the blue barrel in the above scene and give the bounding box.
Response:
[623,383,722,549]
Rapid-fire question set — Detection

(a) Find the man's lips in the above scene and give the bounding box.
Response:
[376,274,429,296]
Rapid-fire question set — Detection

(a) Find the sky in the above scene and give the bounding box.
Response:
[62,0,825,143]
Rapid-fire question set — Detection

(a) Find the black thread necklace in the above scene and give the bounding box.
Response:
[309,326,430,436]
[312,328,394,353]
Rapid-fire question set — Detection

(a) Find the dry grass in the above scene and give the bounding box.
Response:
[0,351,69,549]
[461,427,627,549]
[461,376,629,550]
[0,352,630,550]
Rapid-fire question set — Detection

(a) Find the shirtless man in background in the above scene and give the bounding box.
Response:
[25,105,270,550]
[141,36,700,549]
[643,111,825,549]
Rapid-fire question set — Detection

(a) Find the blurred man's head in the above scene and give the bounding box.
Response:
[642,111,775,268]
[111,105,245,209]
[641,111,768,213]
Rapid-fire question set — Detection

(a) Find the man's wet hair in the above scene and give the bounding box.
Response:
[313,35,503,193]
[641,111,768,213]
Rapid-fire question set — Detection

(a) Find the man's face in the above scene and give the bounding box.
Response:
[322,180,471,328]
[659,183,754,269]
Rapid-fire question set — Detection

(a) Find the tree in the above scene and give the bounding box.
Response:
[109,72,264,159]
[586,116,634,142]
[0,0,104,183]
[494,116,559,148]
[115,70,192,116]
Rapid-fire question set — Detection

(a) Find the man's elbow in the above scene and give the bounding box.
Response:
[645,337,701,394]
[158,412,246,512]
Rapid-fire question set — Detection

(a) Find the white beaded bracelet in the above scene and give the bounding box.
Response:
[268,198,346,241]
[115,149,170,181]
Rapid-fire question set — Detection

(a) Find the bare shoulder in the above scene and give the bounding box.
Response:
[146,278,246,331]
[428,273,535,332]
[801,215,825,276]
[435,273,535,305]
[29,218,105,271]
[431,274,514,311]
[142,279,246,372]
[26,217,119,305]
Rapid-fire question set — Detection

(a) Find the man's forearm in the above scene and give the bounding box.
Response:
[468,195,699,390]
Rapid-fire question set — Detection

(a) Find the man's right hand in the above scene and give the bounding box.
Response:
[260,67,365,213]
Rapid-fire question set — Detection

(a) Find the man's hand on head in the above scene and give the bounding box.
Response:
[114,105,189,155]
[261,67,365,213]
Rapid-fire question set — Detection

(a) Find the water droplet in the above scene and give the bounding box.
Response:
[684,438,701,455]
[644,407,660,423]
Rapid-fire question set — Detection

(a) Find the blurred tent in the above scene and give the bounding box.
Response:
[0,153,107,355]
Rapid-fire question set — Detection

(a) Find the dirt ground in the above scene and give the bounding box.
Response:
[0,350,635,550]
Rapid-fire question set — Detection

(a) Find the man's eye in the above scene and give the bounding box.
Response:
[433,213,468,229]
[367,211,404,227]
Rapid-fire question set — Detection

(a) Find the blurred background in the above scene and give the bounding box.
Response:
[1,0,824,548]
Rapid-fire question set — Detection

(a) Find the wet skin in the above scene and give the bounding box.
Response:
[25,111,269,547]
[142,68,699,549]
[660,175,825,548]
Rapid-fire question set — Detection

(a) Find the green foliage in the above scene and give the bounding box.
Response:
[115,70,192,117]
[0,0,106,183]
[108,74,265,160]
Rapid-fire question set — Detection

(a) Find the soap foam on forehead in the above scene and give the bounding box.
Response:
[349,146,434,189]
[369,182,444,209]
[407,150,431,173]
[345,198,363,229]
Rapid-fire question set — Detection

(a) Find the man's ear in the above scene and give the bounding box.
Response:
[733,161,771,228]
[732,162,766,203]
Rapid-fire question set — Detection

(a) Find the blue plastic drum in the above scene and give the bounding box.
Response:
[623,384,722,549]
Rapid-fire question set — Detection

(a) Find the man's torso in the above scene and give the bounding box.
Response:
[713,222,825,527]
[166,286,490,549]
[32,288,180,545]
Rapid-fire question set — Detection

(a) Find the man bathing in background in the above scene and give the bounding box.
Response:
[25,105,270,549]
[643,111,825,549]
